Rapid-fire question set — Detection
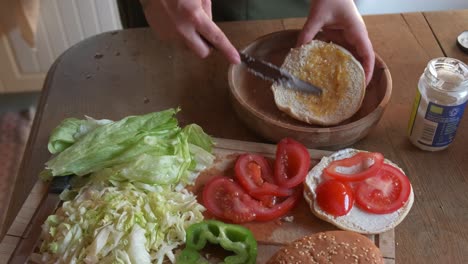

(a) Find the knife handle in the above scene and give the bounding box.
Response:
[49,175,72,194]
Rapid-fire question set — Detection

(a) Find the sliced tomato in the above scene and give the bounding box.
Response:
[252,186,302,221]
[202,176,300,223]
[274,138,311,188]
[315,179,354,217]
[202,176,256,223]
[235,154,292,200]
[324,152,384,182]
[355,164,411,214]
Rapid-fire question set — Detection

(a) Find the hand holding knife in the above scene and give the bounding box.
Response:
[200,33,322,95]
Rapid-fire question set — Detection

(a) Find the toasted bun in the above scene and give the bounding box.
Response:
[304,149,414,234]
[267,230,384,264]
[271,40,366,126]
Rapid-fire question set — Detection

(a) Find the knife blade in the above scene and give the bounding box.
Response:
[239,52,322,95]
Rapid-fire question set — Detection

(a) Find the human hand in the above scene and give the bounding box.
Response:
[297,0,375,85]
[141,0,240,64]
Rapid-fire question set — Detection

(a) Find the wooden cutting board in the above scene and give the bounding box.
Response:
[9,138,395,264]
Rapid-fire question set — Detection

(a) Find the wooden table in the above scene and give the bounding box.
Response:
[2,9,468,264]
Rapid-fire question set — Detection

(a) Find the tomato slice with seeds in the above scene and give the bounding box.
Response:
[202,176,301,223]
[202,176,256,223]
[324,152,384,182]
[274,138,311,188]
[235,154,292,199]
[252,186,302,221]
[316,179,354,217]
[355,164,411,214]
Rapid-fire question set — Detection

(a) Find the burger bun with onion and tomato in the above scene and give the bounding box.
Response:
[304,148,414,234]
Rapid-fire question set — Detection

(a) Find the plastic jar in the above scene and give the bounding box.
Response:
[408,57,468,151]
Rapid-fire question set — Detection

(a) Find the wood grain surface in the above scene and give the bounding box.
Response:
[2,10,468,264]
[7,138,395,264]
[424,10,468,61]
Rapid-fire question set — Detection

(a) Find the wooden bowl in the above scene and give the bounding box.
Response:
[228,30,392,150]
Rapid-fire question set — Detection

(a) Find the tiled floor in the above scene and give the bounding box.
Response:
[0,92,39,114]
[0,110,34,218]
[0,93,37,263]
[0,180,46,264]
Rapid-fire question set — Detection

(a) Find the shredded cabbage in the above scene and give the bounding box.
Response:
[39,109,215,263]
[40,182,205,264]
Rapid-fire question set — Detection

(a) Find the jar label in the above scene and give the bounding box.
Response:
[407,90,421,136]
[417,101,467,147]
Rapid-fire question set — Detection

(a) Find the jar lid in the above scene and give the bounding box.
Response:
[457,31,468,54]
[425,57,468,91]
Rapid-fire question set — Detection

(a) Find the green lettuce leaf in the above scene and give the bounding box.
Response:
[45,109,179,177]
[183,124,213,153]
[47,118,84,154]
[47,117,113,154]
[90,127,214,186]
[44,109,214,186]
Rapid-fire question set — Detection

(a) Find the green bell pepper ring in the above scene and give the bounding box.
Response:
[177,220,257,264]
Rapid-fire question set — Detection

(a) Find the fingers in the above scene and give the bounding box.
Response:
[297,14,324,47]
[344,25,375,85]
[320,27,375,84]
[201,0,212,19]
[144,0,237,63]
[170,8,239,64]
[302,15,375,84]
[359,42,375,85]
[176,9,239,64]
[178,25,213,59]
[196,17,240,64]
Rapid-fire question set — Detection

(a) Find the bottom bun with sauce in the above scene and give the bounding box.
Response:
[271,40,366,126]
[304,148,414,234]
[267,230,384,264]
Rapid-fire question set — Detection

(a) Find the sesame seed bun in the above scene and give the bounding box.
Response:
[266,231,384,264]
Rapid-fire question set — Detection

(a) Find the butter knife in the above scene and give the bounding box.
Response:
[239,52,322,95]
